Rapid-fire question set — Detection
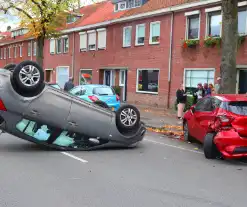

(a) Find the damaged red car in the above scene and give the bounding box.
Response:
[183,95,247,159]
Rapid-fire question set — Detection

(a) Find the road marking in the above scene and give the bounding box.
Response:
[61,152,88,163]
[144,139,203,154]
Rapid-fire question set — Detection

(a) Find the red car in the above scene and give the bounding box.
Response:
[183,94,247,159]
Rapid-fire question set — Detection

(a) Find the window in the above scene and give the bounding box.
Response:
[97,29,106,49]
[19,45,22,57]
[184,69,214,92]
[87,31,96,50]
[66,15,80,24]
[63,37,69,53]
[238,7,247,35]
[115,0,142,11]
[93,87,115,95]
[14,46,17,58]
[56,39,62,53]
[0,48,2,59]
[33,42,36,56]
[119,70,126,86]
[28,42,31,56]
[50,39,55,54]
[186,14,200,39]
[8,47,11,58]
[207,11,222,37]
[4,48,6,59]
[135,24,145,45]
[123,26,132,47]
[149,21,160,44]
[116,2,127,11]
[136,69,159,93]
[79,69,92,84]
[79,32,87,51]
[195,98,212,111]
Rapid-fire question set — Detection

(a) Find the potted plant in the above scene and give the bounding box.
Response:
[181,39,199,48]
[203,36,221,48]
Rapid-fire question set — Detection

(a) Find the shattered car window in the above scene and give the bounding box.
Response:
[221,101,247,115]
[93,87,115,95]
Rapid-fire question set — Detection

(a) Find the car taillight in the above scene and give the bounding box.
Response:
[116,95,120,101]
[215,115,234,130]
[88,95,99,102]
[0,99,6,111]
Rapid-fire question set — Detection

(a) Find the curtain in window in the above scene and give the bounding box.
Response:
[124,27,131,46]
[151,23,160,37]
[238,10,247,35]
[138,25,145,37]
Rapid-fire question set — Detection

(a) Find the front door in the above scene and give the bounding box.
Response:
[56,66,69,88]
[119,70,127,101]
[104,70,115,86]
[238,70,247,94]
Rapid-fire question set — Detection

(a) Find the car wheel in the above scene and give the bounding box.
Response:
[116,104,140,130]
[203,133,218,159]
[183,121,193,142]
[4,63,16,72]
[12,61,45,96]
[94,100,109,109]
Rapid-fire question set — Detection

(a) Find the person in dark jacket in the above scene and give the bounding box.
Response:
[64,77,74,92]
[176,84,187,119]
[204,83,211,96]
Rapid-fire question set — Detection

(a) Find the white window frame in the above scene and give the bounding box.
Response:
[183,68,215,89]
[33,41,36,56]
[123,26,132,47]
[0,48,2,60]
[185,11,200,40]
[117,2,127,11]
[136,68,159,94]
[135,23,145,46]
[19,45,23,57]
[28,42,31,56]
[97,28,107,50]
[62,35,69,53]
[79,69,93,84]
[149,21,161,44]
[237,6,247,36]
[56,66,70,85]
[205,9,222,37]
[8,47,11,58]
[87,30,96,51]
[119,70,126,86]
[50,38,55,54]
[4,48,6,59]
[103,70,116,86]
[14,46,17,58]
[56,38,62,54]
[79,32,87,52]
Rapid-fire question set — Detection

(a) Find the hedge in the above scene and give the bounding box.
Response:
[174,95,195,112]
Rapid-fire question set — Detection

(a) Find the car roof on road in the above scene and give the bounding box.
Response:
[214,94,247,102]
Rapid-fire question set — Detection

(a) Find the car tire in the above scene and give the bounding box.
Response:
[116,104,140,131]
[203,133,218,159]
[4,63,16,72]
[94,100,109,109]
[11,61,45,96]
[183,121,193,142]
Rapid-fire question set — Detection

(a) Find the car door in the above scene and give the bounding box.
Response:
[66,96,113,139]
[190,97,216,142]
[23,87,72,129]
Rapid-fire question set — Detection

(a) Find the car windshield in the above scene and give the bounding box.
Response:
[221,101,247,115]
[93,87,115,95]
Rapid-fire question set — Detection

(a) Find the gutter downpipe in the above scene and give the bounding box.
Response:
[167,11,174,109]
[72,32,75,79]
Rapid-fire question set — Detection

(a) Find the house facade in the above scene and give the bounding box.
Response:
[1,0,247,108]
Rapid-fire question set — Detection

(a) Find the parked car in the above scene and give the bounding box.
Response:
[69,84,121,111]
[183,95,247,160]
[0,61,146,150]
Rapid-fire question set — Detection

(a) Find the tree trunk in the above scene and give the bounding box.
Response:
[220,0,238,94]
[36,36,45,68]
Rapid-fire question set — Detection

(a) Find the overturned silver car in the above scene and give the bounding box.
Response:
[0,61,146,150]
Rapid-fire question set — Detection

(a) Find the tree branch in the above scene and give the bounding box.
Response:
[30,0,43,14]
[9,4,33,19]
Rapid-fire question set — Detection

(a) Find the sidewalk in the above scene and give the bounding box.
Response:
[136,105,184,138]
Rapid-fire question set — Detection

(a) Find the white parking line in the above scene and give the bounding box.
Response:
[61,152,88,163]
[144,139,203,154]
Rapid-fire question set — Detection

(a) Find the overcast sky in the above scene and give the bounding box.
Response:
[0,0,103,32]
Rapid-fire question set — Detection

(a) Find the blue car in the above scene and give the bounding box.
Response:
[69,84,121,111]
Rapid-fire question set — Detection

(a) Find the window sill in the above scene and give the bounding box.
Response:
[136,90,158,95]
[186,38,199,41]
[122,45,131,48]
[135,43,144,46]
[149,41,160,45]
[98,47,106,50]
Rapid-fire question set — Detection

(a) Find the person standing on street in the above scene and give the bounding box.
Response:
[64,77,74,92]
[215,77,221,94]
[176,84,187,120]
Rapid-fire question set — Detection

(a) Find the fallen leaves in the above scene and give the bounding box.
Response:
[147,124,184,139]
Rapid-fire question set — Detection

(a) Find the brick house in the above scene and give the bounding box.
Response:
[1,0,247,108]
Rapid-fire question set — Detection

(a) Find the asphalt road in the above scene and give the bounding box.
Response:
[0,132,246,207]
